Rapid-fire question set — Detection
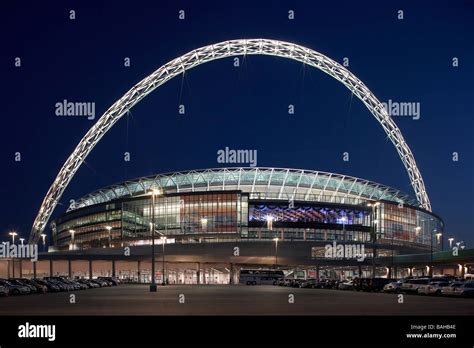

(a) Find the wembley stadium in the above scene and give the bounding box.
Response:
[50,167,444,258]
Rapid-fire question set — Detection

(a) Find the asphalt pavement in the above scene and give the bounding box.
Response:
[0,284,473,316]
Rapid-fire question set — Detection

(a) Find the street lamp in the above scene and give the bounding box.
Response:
[430,229,437,276]
[266,215,274,232]
[149,188,161,292]
[40,234,46,251]
[368,201,380,278]
[436,232,442,248]
[19,238,25,246]
[69,229,75,250]
[273,237,279,269]
[161,236,167,285]
[341,216,348,242]
[201,218,208,232]
[9,231,17,245]
[106,226,112,248]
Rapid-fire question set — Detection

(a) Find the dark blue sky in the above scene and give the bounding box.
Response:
[1,0,473,246]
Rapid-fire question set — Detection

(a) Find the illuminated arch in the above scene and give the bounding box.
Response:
[30,39,431,242]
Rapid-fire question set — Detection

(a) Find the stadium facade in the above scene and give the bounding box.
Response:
[51,167,444,258]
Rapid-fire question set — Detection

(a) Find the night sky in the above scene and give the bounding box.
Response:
[1,0,472,246]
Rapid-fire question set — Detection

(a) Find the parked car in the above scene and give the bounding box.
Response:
[91,279,109,287]
[273,278,284,286]
[383,280,404,293]
[369,278,396,292]
[19,278,48,293]
[317,279,337,289]
[440,282,464,296]
[44,277,72,291]
[86,279,101,288]
[56,277,84,290]
[0,285,9,296]
[68,279,88,290]
[401,278,431,293]
[0,279,30,295]
[338,280,354,290]
[290,279,305,288]
[33,279,61,292]
[299,279,318,288]
[355,278,395,292]
[9,279,37,293]
[452,281,474,297]
[417,281,451,295]
[98,277,120,286]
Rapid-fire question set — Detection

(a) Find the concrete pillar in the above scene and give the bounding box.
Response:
[33,261,37,279]
[229,263,233,285]
[461,264,465,278]
[89,260,93,279]
[112,260,116,277]
[137,261,141,283]
[388,267,392,279]
[68,260,72,278]
[49,259,53,277]
[358,264,362,278]
[196,262,200,285]
[394,266,398,279]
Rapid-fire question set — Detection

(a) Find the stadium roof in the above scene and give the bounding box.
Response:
[68,168,420,211]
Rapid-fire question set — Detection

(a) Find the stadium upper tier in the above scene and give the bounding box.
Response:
[68,168,420,211]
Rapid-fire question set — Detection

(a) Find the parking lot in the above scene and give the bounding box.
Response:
[0,284,473,316]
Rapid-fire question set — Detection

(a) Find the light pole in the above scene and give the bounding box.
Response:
[341,216,348,242]
[273,237,279,269]
[161,236,167,285]
[201,218,208,232]
[368,202,380,278]
[106,226,112,248]
[266,215,274,232]
[41,234,46,252]
[415,226,421,243]
[150,188,161,292]
[19,238,25,246]
[430,229,437,276]
[9,231,17,245]
[69,229,75,250]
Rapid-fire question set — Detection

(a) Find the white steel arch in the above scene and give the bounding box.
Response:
[30,39,431,242]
